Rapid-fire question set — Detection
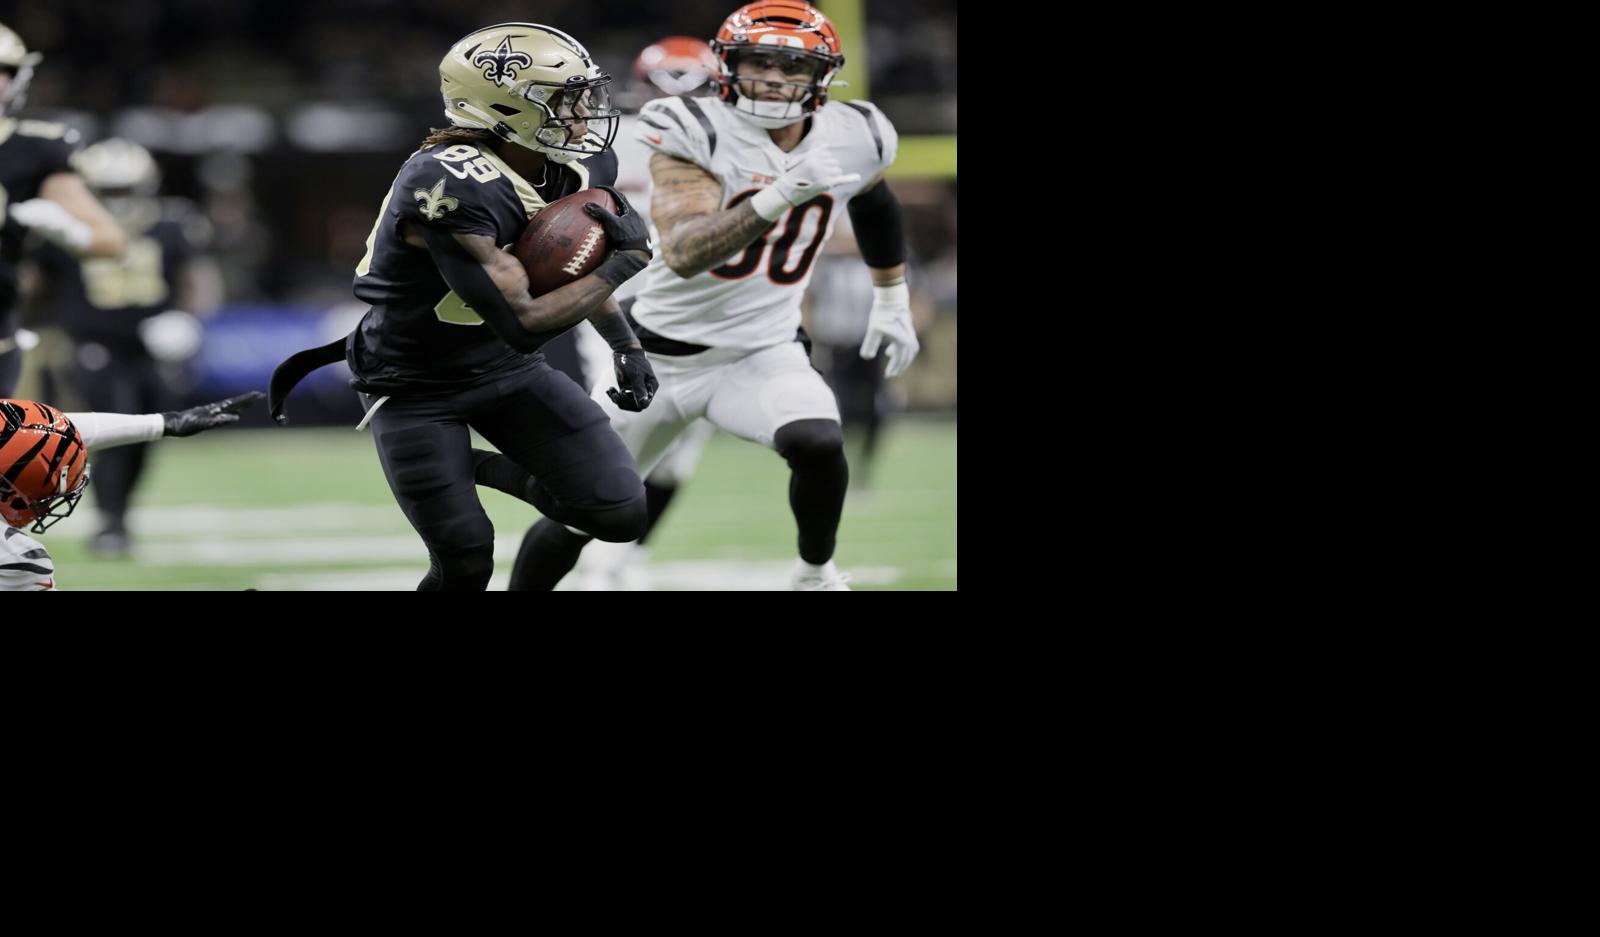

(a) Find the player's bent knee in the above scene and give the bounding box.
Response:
[425,514,497,588]
[562,463,646,542]
[420,512,496,557]
[590,461,646,507]
[583,497,648,543]
[432,546,495,589]
[589,469,648,542]
[774,419,844,465]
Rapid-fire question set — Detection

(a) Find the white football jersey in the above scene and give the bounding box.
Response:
[604,114,655,225]
[1,525,57,591]
[593,114,652,304]
[595,105,713,303]
[602,98,729,226]
[629,95,897,350]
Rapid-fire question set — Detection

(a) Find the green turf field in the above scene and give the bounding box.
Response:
[39,416,956,591]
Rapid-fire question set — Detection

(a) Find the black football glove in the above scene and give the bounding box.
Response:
[162,391,265,437]
[584,185,652,257]
[607,349,658,412]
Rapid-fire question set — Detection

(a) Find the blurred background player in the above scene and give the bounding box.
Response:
[23,137,223,556]
[0,21,127,396]
[0,392,263,590]
[801,217,931,494]
[562,35,722,590]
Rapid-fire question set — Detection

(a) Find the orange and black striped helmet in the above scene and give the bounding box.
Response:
[1,400,90,533]
[710,1,845,128]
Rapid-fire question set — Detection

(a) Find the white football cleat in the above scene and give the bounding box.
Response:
[791,559,851,591]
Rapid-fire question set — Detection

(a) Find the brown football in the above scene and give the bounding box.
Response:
[513,188,619,297]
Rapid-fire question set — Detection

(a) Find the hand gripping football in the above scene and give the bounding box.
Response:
[513,188,621,296]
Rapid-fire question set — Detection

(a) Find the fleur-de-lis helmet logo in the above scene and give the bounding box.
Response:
[414,178,459,221]
[473,36,534,83]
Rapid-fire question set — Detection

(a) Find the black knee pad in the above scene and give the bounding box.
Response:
[429,543,496,590]
[590,461,646,507]
[421,510,497,589]
[583,498,648,543]
[576,464,648,542]
[775,419,845,467]
[417,511,496,556]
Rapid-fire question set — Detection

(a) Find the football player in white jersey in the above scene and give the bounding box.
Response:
[567,36,722,590]
[1,392,262,591]
[507,1,919,591]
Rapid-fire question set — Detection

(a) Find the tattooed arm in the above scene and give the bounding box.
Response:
[650,152,773,279]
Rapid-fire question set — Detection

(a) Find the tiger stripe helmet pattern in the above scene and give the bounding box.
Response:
[1,400,90,534]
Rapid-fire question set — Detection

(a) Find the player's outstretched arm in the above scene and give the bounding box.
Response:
[161,392,266,437]
[67,392,265,450]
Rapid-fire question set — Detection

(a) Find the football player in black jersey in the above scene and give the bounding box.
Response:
[1,22,127,395]
[27,138,220,556]
[271,22,659,591]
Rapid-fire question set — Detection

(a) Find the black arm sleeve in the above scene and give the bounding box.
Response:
[416,223,564,352]
[589,304,641,351]
[846,180,907,269]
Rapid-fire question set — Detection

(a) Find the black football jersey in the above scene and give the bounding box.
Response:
[0,118,81,335]
[348,139,617,394]
[31,198,198,349]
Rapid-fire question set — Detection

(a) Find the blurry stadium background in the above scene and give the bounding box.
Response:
[2,0,955,590]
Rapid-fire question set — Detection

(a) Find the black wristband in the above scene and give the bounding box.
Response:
[594,251,649,288]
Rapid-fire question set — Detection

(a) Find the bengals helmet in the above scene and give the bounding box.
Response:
[710,2,845,129]
[634,36,719,99]
[1,400,89,534]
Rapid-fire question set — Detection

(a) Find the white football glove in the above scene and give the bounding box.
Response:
[138,309,204,362]
[751,149,861,221]
[8,198,94,253]
[860,281,920,378]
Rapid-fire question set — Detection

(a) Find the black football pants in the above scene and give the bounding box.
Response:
[368,362,647,591]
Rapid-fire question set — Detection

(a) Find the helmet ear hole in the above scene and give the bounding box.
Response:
[490,104,520,116]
